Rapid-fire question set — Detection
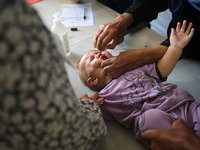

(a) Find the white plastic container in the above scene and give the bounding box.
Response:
[51,15,70,56]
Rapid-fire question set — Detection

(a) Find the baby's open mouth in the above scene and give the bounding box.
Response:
[100,55,107,60]
[99,52,108,60]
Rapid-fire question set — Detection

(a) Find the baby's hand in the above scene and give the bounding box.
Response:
[79,92,105,106]
[170,20,194,50]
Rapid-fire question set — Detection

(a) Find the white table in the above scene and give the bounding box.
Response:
[32,0,120,47]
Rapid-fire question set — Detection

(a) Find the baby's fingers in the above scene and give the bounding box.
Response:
[176,21,187,33]
[185,22,193,35]
[188,28,194,38]
[188,28,194,39]
[96,98,105,106]
[79,94,89,100]
[171,28,176,36]
[176,22,181,32]
[180,20,186,33]
[90,92,99,99]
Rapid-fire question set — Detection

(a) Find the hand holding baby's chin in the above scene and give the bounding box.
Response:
[70,0,80,2]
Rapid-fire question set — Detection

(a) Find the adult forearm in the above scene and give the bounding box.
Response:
[120,13,149,34]
[117,13,134,35]
[131,22,150,32]
[138,45,168,66]
[184,137,200,150]
[104,45,167,78]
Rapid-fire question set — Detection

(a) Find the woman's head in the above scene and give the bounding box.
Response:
[77,50,112,91]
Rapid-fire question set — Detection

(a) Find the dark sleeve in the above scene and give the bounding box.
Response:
[142,63,167,82]
[160,39,170,47]
[124,0,169,30]
[155,62,167,81]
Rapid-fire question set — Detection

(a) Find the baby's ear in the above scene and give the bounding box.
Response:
[87,77,99,86]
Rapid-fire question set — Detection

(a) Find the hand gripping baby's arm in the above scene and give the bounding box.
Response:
[157,20,194,78]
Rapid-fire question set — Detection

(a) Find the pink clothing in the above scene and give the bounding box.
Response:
[99,63,199,138]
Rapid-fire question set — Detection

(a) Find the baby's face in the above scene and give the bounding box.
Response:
[79,50,112,79]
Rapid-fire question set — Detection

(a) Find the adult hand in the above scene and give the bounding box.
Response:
[94,13,133,51]
[79,92,105,106]
[101,50,138,78]
[142,119,200,150]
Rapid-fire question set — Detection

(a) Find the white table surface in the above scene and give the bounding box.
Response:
[32,0,120,47]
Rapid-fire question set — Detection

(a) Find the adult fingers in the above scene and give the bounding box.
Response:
[148,143,163,150]
[107,36,124,49]
[142,120,186,141]
[107,43,116,49]
[101,28,119,48]
[101,59,124,79]
[107,39,117,49]
[94,25,115,51]
[96,32,110,51]
[142,130,167,150]
[94,25,105,48]
[172,119,189,130]
[95,26,121,50]
[142,129,158,141]
[101,57,114,70]
[101,61,120,78]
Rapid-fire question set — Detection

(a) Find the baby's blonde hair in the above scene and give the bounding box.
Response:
[77,56,88,86]
[77,56,101,91]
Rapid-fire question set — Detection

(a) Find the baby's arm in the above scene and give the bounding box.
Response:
[157,20,194,78]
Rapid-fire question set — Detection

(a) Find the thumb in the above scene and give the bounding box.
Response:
[97,97,105,106]
[107,37,123,49]
[107,43,116,49]
[90,92,99,99]
[172,119,188,130]
[142,129,158,141]
[171,28,176,36]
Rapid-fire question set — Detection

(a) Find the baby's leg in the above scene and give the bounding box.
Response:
[139,109,175,133]
[193,104,200,138]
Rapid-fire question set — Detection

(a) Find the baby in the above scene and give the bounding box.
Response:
[78,21,200,139]
[78,49,113,91]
